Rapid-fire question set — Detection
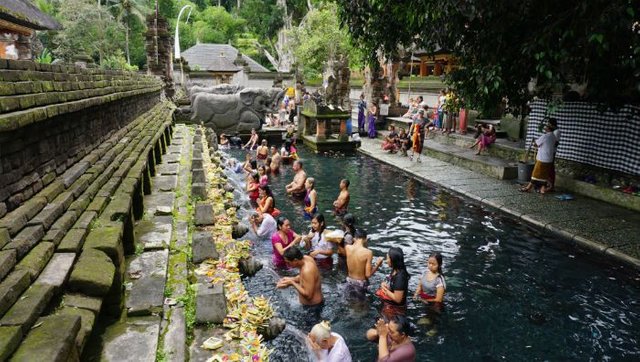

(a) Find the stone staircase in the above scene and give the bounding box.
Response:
[0,102,174,361]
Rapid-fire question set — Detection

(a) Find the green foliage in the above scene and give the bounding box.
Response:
[337,0,640,113]
[288,2,356,79]
[191,6,246,43]
[54,0,125,64]
[238,0,284,45]
[35,48,53,64]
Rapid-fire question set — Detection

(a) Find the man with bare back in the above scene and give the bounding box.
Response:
[285,160,307,197]
[345,229,383,298]
[276,247,323,306]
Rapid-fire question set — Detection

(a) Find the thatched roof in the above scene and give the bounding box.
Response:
[0,0,62,31]
[182,44,270,73]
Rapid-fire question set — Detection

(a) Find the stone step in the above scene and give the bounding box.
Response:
[424,141,519,180]
[137,215,173,250]
[0,284,54,333]
[9,314,81,362]
[125,249,169,316]
[99,316,161,362]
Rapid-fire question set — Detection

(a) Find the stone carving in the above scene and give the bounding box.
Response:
[188,84,245,103]
[191,88,285,134]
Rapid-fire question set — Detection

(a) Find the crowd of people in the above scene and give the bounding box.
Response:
[229,131,449,362]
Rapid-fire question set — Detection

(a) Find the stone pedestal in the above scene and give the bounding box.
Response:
[316,119,327,141]
[195,283,226,324]
[338,119,348,141]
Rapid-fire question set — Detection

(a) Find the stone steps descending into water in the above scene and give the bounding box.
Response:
[0,102,175,360]
[95,124,193,362]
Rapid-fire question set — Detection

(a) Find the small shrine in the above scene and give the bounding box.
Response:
[300,99,357,153]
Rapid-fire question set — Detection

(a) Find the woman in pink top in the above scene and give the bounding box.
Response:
[271,217,302,268]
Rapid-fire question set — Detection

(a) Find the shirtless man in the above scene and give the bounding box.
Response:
[256,139,269,161]
[270,146,282,173]
[345,229,383,297]
[276,247,323,306]
[332,179,350,216]
[285,160,307,196]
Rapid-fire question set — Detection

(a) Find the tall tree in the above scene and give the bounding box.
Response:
[337,0,640,113]
[108,0,151,64]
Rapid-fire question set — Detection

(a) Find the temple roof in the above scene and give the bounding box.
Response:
[0,0,62,31]
[182,44,270,73]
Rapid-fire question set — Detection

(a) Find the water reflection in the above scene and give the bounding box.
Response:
[223,148,640,361]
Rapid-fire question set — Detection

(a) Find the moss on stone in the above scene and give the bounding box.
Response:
[57,306,95,352]
[68,248,115,297]
[0,326,22,361]
[15,242,54,281]
[83,223,124,264]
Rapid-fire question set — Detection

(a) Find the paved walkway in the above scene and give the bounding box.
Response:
[358,137,640,269]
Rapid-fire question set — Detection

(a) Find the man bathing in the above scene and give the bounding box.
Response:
[276,247,323,306]
[285,160,307,197]
[345,229,383,296]
[332,179,350,216]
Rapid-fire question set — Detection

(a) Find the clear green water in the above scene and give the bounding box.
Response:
[226,148,640,361]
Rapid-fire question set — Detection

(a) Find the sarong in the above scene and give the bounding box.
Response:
[368,115,377,138]
[531,160,553,183]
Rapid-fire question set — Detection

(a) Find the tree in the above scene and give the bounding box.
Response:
[238,0,284,55]
[108,0,151,64]
[337,0,640,114]
[288,2,356,79]
[191,6,246,44]
[54,0,124,64]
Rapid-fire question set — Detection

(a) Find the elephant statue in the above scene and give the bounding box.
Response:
[191,87,285,134]
[188,84,244,104]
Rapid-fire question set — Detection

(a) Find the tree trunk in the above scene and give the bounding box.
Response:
[125,22,131,65]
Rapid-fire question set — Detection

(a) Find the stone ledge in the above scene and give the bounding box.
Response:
[68,248,115,297]
[0,284,54,333]
[9,314,81,362]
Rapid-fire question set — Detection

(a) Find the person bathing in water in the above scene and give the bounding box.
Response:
[243,128,259,150]
[345,228,383,297]
[276,247,323,306]
[285,160,307,197]
[302,214,334,269]
[414,253,446,304]
[332,179,350,216]
[257,139,269,160]
[303,177,318,220]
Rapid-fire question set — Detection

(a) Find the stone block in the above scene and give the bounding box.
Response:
[52,191,74,210]
[0,228,9,248]
[192,168,206,184]
[49,211,77,233]
[73,210,97,230]
[40,180,64,203]
[0,270,30,317]
[152,175,177,192]
[41,228,65,246]
[126,250,169,316]
[194,202,214,226]
[156,163,178,175]
[191,183,207,199]
[162,306,186,362]
[34,253,76,291]
[100,316,160,362]
[57,228,89,253]
[192,231,218,263]
[9,314,80,362]
[0,210,27,237]
[15,242,54,281]
[28,202,64,229]
[195,282,226,324]
[0,284,54,333]
[0,250,16,281]
[62,161,90,188]
[83,224,124,265]
[57,306,95,353]
[191,158,203,169]
[68,195,91,214]
[3,225,44,259]
[68,174,91,198]
[137,216,172,250]
[86,196,109,214]
[62,294,103,315]
[0,325,21,361]
[68,248,115,297]
[102,194,132,222]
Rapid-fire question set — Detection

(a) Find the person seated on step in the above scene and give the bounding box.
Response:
[469,123,496,155]
[402,98,419,118]
[396,128,410,156]
[382,125,399,153]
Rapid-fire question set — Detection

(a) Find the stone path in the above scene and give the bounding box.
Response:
[358,137,640,269]
[99,124,193,361]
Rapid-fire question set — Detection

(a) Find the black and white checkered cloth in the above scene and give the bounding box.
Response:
[527,99,640,176]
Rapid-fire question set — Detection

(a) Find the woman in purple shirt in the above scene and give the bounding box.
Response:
[271,217,302,268]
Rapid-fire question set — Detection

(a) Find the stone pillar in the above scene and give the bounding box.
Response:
[420,61,427,77]
[338,118,348,141]
[146,15,174,98]
[16,34,32,60]
[316,119,326,141]
[434,62,443,76]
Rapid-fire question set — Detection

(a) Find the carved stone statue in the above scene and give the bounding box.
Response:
[191,88,285,134]
[188,84,245,103]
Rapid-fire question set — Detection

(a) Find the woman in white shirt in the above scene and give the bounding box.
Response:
[303,213,334,269]
[520,121,558,194]
[307,321,352,362]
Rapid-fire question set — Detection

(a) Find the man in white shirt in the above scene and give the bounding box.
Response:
[250,212,276,240]
[520,121,557,194]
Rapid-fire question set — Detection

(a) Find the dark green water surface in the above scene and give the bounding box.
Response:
[225,148,639,362]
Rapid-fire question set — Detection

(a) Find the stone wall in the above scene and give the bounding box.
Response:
[0,59,163,216]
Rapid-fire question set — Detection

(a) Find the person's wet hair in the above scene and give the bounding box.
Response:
[259,184,273,198]
[342,213,356,233]
[388,247,407,271]
[283,246,304,261]
[354,228,367,239]
[306,177,315,189]
[430,252,443,275]
[251,172,260,182]
[390,315,412,336]
[312,213,326,234]
[342,179,350,188]
[276,216,288,230]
